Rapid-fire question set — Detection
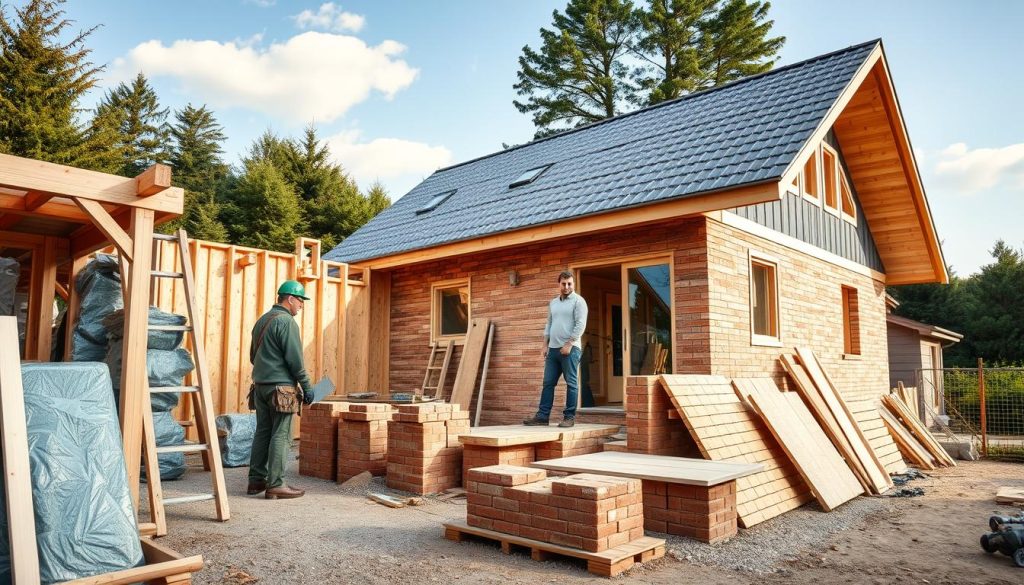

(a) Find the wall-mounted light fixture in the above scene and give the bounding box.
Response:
[508,269,520,287]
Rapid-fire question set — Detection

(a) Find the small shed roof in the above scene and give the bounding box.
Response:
[886,314,963,344]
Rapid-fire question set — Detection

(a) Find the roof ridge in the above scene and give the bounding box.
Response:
[436,39,881,175]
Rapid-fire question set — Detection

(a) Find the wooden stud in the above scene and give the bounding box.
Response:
[136,164,172,197]
[63,254,89,360]
[0,316,42,584]
[32,236,58,361]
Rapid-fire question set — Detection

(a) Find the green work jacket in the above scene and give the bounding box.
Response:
[250,304,312,391]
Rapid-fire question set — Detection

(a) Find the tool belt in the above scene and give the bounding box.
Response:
[271,385,301,414]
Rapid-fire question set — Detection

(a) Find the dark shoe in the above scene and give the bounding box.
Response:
[558,418,575,428]
[265,485,305,500]
[246,480,267,495]
[523,416,549,426]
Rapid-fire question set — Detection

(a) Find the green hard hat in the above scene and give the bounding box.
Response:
[277,280,310,300]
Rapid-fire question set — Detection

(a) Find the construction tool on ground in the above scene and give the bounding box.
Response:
[143,229,230,535]
[421,340,453,400]
[981,514,1024,568]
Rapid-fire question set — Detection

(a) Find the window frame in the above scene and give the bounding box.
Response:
[801,148,820,205]
[821,144,841,217]
[839,172,858,226]
[748,251,782,347]
[841,285,861,357]
[430,277,471,345]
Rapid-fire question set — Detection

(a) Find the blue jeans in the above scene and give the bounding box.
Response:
[536,346,581,420]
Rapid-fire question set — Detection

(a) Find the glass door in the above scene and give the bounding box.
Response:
[622,260,673,376]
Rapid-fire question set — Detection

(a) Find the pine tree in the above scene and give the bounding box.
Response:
[632,0,716,104]
[514,0,639,138]
[0,0,102,165]
[365,181,392,218]
[224,160,303,252]
[162,104,229,240]
[697,0,784,88]
[96,72,170,176]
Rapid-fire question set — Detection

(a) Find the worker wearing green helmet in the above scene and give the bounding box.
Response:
[247,279,313,499]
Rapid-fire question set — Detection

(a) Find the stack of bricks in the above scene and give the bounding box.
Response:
[466,465,644,552]
[641,480,737,543]
[299,401,350,480]
[535,429,617,460]
[386,403,469,494]
[462,444,536,487]
[625,376,692,456]
[336,404,393,482]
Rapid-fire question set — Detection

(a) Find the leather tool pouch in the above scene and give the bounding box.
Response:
[272,385,300,414]
[246,383,257,411]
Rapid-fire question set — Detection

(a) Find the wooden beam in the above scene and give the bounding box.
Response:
[0,153,184,214]
[32,237,58,360]
[359,181,780,270]
[0,316,42,585]
[0,214,21,230]
[70,209,178,259]
[136,164,172,197]
[120,208,154,511]
[0,192,92,223]
[54,280,69,302]
[23,190,53,211]
[73,197,134,262]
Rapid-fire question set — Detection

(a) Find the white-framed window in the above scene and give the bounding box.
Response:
[749,252,781,346]
[430,278,470,344]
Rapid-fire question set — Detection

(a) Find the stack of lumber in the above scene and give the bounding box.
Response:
[879,393,956,470]
[659,375,813,527]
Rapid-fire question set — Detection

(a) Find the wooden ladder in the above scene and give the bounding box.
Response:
[142,229,230,535]
[421,341,453,399]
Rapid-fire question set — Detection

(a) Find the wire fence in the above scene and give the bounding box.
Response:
[921,362,1024,462]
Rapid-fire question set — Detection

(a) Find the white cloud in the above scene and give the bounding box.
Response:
[934,142,1024,193]
[325,130,453,197]
[293,3,365,32]
[111,32,417,123]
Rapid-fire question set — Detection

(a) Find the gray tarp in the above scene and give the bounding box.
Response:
[216,414,256,467]
[0,257,19,316]
[102,306,186,351]
[147,411,188,481]
[72,254,123,348]
[0,363,143,584]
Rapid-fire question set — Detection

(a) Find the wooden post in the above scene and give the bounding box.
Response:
[120,208,154,511]
[33,236,58,361]
[0,316,41,584]
[978,357,987,457]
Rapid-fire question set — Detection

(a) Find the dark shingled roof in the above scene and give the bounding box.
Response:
[325,40,879,264]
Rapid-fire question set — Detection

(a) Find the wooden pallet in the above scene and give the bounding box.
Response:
[443,520,664,577]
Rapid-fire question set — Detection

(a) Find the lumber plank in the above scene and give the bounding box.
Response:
[0,316,41,584]
[58,538,204,585]
[995,487,1024,504]
[450,318,491,411]
[72,198,134,261]
[473,323,495,427]
[531,451,762,486]
[795,347,892,494]
[849,397,908,475]
[660,374,812,527]
[878,407,937,470]
[882,394,956,467]
[136,164,172,197]
[459,424,618,447]
[735,378,864,511]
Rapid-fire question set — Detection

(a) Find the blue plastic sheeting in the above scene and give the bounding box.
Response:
[148,411,187,481]
[0,362,143,584]
[72,254,123,347]
[216,414,256,467]
[104,345,194,409]
[102,307,186,351]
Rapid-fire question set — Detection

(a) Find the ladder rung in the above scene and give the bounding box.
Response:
[151,270,184,278]
[152,233,180,242]
[163,494,215,506]
[156,443,208,454]
[426,366,442,370]
[149,324,192,331]
[150,386,200,394]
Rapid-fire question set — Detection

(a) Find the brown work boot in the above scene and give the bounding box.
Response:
[523,416,549,426]
[246,480,267,495]
[265,485,305,500]
[558,418,575,428]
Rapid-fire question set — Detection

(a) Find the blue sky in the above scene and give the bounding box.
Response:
[60,0,1023,277]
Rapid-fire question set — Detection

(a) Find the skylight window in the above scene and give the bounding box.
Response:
[416,189,456,214]
[509,164,553,188]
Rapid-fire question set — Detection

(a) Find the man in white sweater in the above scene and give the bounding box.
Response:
[524,270,588,428]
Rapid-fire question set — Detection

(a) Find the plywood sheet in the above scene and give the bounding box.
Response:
[879,407,937,470]
[849,398,907,475]
[882,394,956,467]
[530,451,763,487]
[459,423,618,447]
[995,487,1024,504]
[450,318,492,411]
[795,347,892,494]
[736,378,863,511]
[659,374,813,527]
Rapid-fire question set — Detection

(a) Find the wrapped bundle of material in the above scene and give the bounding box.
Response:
[0,257,19,316]
[102,306,186,351]
[0,362,143,583]
[70,254,123,358]
[145,411,188,481]
[104,346,194,410]
[216,413,257,467]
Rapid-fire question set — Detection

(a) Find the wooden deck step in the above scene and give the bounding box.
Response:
[443,520,664,577]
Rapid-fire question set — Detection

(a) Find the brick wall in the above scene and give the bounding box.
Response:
[299,401,349,480]
[642,480,737,543]
[624,376,697,457]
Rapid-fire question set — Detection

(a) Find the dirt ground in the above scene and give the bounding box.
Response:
[155,452,1024,585]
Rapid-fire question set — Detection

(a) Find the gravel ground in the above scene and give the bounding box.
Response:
[148,447,1024,585]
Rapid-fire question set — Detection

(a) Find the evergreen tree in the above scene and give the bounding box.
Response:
[0,0,103,165]
[697,0,784,88]
[96,72,170,176]
[365,181,392,218]
[514,0,639,138]
[632,0,715,104]
[163,104,229,240]
[962,241,1024,364]
[223,160,302,252]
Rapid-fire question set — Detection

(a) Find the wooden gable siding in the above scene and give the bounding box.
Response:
[727,132,884,273]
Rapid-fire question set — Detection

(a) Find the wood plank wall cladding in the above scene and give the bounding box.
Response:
[149,238,366,438]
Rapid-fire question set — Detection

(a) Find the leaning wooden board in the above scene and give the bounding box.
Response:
[795,347,892,494]
[735,378,863,511]
[878,407,937,470]
[449,318,491,411]
[882,394,956,467]
[848,397,908,475]
[659,375,812,528]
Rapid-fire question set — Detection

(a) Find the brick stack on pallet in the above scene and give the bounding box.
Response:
[625,376,692,457]
[642,480,737,543]
[337,404,393,482]
[462,444,535,486]
[299,401,350,480]
[387,403,469,494]
[535,429,621,460]
[466,465,644,552]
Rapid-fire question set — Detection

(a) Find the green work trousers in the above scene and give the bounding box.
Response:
[248,383,294,489]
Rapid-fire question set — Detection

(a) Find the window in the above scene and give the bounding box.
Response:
[509,164,552,188]
[431,279,470,342]
[822,145,839,214]
[840,173,857,223]
[749,254,780,345]
[417,189,456,214]
[787,172,800,195]
[802,150,819,202]
[841,286,860,356]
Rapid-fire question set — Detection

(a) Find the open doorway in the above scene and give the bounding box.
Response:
[578,265,623,406]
